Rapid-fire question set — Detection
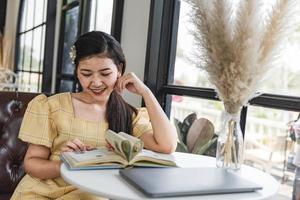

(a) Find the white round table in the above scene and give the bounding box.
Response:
[61,152,279,200]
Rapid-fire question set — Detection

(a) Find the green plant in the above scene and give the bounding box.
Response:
[174,113,218,156]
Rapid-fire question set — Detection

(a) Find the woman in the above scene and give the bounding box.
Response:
[11,31,177,200]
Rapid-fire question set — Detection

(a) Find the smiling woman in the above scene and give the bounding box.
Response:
[76,57,120,104]
[71,31,135,134]
[10,31,177,200]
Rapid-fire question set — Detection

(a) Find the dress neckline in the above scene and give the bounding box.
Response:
[67,92,108,124]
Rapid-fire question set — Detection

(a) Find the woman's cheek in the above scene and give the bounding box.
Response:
[107,77,118,86]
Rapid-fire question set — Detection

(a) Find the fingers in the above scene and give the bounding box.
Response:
[105,140,115,151]
[120,77,132,91]
[61,146,73,152]
[86,145,96,151]
[116,74,131,92]
[61,139,95,152]
[67,139,86,151]
[115,72,142,93]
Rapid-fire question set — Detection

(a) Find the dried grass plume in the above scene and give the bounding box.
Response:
[188,0,297,114]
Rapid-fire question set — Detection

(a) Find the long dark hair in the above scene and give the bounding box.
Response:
[73,31,137,134]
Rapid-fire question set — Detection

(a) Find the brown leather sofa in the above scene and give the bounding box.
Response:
[0,91,40,200]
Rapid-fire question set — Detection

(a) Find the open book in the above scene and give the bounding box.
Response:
[60,130,177,170]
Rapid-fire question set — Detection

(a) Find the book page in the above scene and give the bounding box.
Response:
[68,148,109,162]
[61,147,128,167]
[118,132,143,161]
[129,149,177,167]
[106,130,128,159]
[105,130,143,162]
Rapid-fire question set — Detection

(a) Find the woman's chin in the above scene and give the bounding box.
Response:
[88,90,110,102]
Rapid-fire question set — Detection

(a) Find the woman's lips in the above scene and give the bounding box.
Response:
[90,87,106,95]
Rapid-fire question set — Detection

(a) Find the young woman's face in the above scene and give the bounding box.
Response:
[77,56,121,103]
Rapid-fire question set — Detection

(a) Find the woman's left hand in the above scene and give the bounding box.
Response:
[115,72,149,96]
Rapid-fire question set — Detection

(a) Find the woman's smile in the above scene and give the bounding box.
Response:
[77,56,120,103]
[89,86,107,95]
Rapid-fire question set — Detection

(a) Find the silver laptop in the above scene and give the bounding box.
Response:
[119,167,262,198]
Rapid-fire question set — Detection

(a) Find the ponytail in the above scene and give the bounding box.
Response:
[106,91,137,134]
[73,31,136,133]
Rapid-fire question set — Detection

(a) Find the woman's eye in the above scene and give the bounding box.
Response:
[101,73,112,76]
[82,74,92,77]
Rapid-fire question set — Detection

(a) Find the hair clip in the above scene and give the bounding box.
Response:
[69,45,76,64]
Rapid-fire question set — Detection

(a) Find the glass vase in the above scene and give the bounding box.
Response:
[216,111,244,170]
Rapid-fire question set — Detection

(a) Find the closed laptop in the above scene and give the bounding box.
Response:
[119,167,262,198]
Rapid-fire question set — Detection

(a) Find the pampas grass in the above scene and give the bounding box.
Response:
[188,0,296,169]
[188,0,296,114]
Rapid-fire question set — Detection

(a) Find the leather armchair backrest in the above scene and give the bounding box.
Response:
[0,92,40,195]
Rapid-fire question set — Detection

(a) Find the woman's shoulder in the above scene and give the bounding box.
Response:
[28,92,71,113]
[136,107,148,114]
[132,107,150,123]
[48,92,72,112]
[47,92,70,103]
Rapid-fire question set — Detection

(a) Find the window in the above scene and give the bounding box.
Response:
[55,0,123,92]
[15,0,56,93]
[55,0,80,92]
[145,0,300,198]
[89,0,124,40]
[89,0,114,33]
[145,0,300,138]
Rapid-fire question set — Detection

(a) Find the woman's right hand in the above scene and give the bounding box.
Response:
[61,138,95,152]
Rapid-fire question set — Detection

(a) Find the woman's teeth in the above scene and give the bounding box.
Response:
[91,88,106,95]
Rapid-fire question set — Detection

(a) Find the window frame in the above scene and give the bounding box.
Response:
[15,0,56,93]
[55,0,124,93]
[55,0,81,93]
[0,0,7,34]
[144,0,300,135]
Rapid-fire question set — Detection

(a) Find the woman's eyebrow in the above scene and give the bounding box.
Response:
[79,69,91,73]
[79,68,111,72]
[99,68,111,72]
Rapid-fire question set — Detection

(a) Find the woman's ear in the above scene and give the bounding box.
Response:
[117,63,124,75]
[117,71,121,78]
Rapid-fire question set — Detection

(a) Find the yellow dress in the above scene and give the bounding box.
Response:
[11,92,152,200]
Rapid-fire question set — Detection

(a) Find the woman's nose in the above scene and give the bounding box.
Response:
[92,78,102,87]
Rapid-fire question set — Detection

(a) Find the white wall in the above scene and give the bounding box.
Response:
[120,0,151,107]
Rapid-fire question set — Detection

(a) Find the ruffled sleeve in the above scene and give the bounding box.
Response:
[132,107,153,138]
[18,94,57,148]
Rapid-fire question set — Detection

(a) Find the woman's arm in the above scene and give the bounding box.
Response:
[139,88,178,153]
[24,144,61,180]
[116,72,178,153]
